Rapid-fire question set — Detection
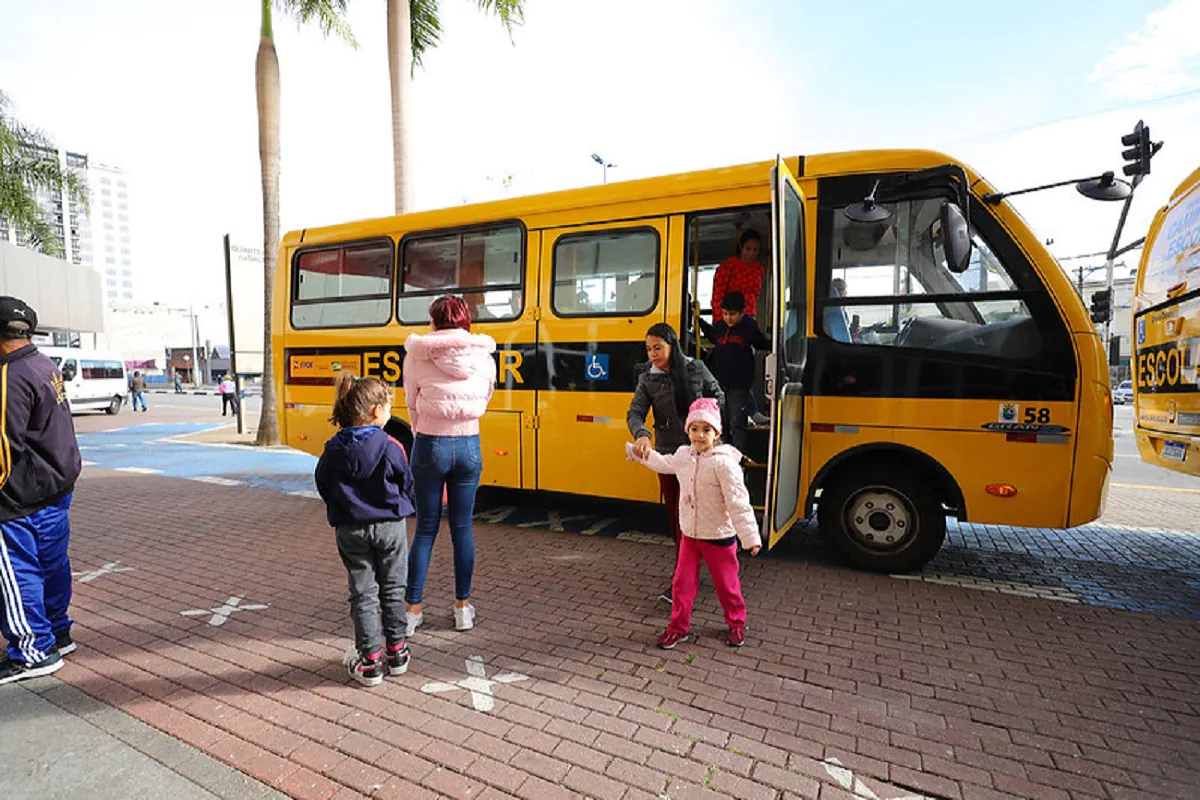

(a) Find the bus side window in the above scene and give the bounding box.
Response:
[399,224,523,324]
[552,228,659,316]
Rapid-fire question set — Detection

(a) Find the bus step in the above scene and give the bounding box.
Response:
[751,504,765,512]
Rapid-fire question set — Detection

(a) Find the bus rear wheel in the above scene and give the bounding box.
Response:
[819,465,945,573]
[106,396,122,415]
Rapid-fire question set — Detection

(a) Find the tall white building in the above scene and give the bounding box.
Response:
[0,149,136,307]
[87,160,136,305]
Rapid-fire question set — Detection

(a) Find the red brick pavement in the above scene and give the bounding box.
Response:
[58,469,1200,799]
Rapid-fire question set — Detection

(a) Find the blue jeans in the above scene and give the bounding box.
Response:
[0,494,73,664]
[406,434,483,604]
[131,392,147,411]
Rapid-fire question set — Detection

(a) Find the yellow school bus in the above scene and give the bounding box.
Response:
[1133,166,1200,474]
[275,150,1112,572]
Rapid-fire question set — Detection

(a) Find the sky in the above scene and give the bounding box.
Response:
[1,0,1198,311]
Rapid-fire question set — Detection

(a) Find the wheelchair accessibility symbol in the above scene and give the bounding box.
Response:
[586,354,610,381]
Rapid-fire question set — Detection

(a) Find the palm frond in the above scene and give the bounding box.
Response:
[475,0,524,37]
[411,0,443,68]
[277,0,358,46]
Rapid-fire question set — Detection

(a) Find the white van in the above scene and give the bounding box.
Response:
[40,347,128,415]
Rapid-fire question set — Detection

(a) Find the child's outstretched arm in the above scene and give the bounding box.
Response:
[624,442,678,475]
[715,457,763,554]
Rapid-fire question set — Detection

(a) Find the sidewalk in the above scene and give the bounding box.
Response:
[13,466,1198,799]
[0,678,281,799]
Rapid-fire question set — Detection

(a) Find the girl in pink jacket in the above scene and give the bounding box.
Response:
[626,397,761,648]
[403,296,497,636]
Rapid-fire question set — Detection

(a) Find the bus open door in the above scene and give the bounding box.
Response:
[763,157,809,547]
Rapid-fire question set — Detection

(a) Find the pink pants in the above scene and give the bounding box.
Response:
[667,536,747,635]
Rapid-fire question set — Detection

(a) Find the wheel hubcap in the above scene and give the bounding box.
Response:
[845,488,917,552]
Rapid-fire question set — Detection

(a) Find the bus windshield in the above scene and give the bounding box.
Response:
[825,197,1035,358]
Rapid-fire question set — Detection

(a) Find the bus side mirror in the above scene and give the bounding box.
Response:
[940,202,972,274]
[62,365,76,381]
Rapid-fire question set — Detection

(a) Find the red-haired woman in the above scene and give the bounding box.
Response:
[402,295,497,635]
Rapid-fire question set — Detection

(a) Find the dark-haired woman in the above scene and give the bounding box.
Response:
[627,322,724,602]
[403,295,497,635]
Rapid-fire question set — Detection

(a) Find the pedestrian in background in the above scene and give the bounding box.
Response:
[402,295,496,636]
[627,322,724,603]
[315,372,416,687]
[128,370,148,412]
[626,398,761,650]
[219,374,237,417]
[0,296,83,685]
[174,373,183,394]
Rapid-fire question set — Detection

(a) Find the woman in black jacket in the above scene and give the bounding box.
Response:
[627,322,724,602]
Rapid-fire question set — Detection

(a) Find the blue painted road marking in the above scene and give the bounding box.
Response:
[78,424,318,495]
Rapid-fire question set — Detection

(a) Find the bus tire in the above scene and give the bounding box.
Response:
[819,464,945,573]
[106,396,122,415]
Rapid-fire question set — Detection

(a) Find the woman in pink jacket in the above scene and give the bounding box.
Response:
[403,296,497,635]
[627,397,761,649]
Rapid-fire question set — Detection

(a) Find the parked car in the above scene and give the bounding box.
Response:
[1114,380,1134,405]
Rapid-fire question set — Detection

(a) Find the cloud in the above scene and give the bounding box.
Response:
[1090,0,1200,99]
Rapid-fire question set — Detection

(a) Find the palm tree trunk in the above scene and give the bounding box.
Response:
[387,0,413,214]
[255,0,282,446]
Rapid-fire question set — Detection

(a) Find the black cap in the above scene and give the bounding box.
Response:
[0,296,38,337]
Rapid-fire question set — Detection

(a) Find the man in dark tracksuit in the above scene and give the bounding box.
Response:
[0,297,82,685]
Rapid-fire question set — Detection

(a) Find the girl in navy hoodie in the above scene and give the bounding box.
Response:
[315,373,416,687]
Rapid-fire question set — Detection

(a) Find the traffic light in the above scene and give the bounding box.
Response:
[1090,288,1112,324]
[1121,120,1153,178]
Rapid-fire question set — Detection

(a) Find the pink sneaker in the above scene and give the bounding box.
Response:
[657,630,692,650]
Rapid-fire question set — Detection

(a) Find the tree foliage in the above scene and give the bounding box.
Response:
[410,0,524,68]
[0,91,89,256]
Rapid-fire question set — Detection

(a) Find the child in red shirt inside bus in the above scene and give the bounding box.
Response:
[711,229,765,320]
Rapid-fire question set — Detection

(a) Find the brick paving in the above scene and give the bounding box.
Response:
[52,467,1200,799]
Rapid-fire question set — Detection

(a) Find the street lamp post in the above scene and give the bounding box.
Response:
[591,153,616,184]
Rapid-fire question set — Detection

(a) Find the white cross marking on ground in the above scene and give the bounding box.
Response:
[180,596,269,627]
[72,561,136,583]
[420,655,529,712]
[822,757,929,800]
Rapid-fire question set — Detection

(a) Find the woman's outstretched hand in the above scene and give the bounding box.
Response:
[633,437,652,459]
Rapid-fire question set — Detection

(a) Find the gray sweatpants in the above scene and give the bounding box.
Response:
[335,519,408,654]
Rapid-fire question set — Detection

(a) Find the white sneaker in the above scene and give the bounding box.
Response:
[405,611,423,637]
[454,604,476,631]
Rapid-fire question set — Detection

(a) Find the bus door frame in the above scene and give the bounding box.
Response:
[763,156,810,546]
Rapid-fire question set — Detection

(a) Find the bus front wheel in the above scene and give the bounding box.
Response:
[819,465,946,573]
[106,396,122,415]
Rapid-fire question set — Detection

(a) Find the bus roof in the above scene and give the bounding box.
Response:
[285,148,979,248]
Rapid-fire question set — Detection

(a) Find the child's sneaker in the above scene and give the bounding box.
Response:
[405,611,423,637]
[454,604,476,631]
[726,627,746,648]
[657,630,691,650]
[55,630,77,656]
[343,646,384,687]
[657,585,673,603]
[385,640,410,676]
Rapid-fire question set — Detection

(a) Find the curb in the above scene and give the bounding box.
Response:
[18,677,286,800]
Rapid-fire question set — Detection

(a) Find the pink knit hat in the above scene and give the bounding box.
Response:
[685,397,722,434]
